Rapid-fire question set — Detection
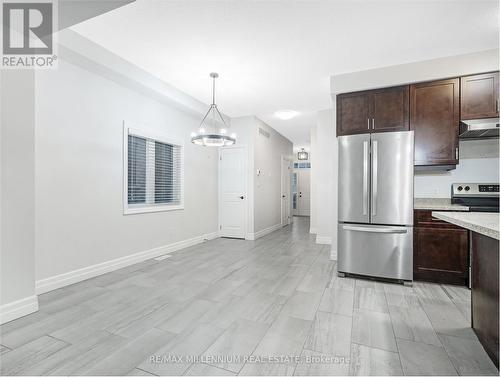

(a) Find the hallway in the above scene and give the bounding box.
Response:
[0,218,496,375]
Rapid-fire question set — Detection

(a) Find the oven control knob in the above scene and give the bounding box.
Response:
[457,186,463,191]
[465,186,470,191]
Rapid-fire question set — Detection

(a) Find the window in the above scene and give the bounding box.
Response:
[124,127,183,214]
[294,162,311,169]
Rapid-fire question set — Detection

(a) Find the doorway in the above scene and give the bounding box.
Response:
[219,146,246,239]
[281,157,292,226]
[292,167,310,216]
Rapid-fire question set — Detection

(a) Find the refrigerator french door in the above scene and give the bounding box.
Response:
[338,131,414,282]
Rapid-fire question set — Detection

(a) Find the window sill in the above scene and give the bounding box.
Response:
[124,204,184,215]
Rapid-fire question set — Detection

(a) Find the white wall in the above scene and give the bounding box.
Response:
[309,128,317,234]
[229,116,293,238]
[331,49,499,94]
[253,118,293,234]
[34,57,219,285]
[0,70,38,323]
[311,109,337,253]
[414,139,499,197]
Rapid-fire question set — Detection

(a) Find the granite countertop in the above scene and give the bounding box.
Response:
[432,211,500,240]
[414,198,469,211]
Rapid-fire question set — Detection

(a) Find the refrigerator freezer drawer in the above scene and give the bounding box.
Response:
[338,223,413,281]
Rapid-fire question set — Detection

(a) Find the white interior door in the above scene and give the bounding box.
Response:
[298,169,311,216]
[281,158,292,226]
[220,147,246,239]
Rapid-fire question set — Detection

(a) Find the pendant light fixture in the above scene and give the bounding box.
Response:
[297,148,308,160]
[191,72,236,147]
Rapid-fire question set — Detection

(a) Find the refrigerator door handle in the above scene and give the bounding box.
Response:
[363,141,368,215]
[371,140,378,217]
[342,225,408,234]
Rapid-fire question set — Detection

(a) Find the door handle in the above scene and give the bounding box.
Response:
[239,196,245,199]
[371,140,378,217]
[343,225,407,234]
[362,140,368,216]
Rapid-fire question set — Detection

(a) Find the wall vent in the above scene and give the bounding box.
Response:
[258,128,270,138]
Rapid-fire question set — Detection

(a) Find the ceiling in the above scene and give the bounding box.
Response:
[71,0,499,148]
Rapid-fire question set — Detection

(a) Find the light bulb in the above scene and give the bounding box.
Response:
[231,133,237,139]
[220,128,226,134]
[199,127,206,134]
[190,132,197,137]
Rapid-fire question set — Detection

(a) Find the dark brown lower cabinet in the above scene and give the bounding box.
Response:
[471,232,499,368]
[413,210,469,285]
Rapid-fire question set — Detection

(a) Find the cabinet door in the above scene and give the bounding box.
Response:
[410,78,459,167]
[414,226,468,285]
[461,72,499,120]
[337,92,370,136]
[370,86,409,133]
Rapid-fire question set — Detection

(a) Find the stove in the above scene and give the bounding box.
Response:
[451,183,500,212]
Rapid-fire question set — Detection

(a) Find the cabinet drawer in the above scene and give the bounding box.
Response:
[414,210,463,228]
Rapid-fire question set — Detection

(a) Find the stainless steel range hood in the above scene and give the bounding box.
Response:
[459,118,499,140]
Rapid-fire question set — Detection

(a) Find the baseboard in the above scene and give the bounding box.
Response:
[316,236,332,245]
[309,227,317,234]
[246,223,282,241]
[35,231,219,295]
[330,247,338,261]
[0,295,39,325]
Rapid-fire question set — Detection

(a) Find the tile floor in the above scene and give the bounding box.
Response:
[0,217,498,376]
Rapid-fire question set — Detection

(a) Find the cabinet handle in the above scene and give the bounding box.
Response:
[455,147,459,160]
[372,118,375,130]
[367,118,370,130]
[496,99,499,113]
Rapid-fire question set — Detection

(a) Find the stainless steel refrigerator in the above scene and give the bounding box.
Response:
[337,131,414,282]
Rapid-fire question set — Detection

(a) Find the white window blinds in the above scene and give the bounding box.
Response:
[126,131,183,213]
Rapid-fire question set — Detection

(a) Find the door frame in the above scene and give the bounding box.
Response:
[218,145,248,239]
[280,155,293,226]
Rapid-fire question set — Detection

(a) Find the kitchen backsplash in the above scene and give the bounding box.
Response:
[414,139,499,198]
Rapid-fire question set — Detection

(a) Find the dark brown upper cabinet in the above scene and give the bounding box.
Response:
[370,86,409,133]
[337,86,409,136]
[410,78,459,167]
[461,71,499,120]
[337,91,370,136]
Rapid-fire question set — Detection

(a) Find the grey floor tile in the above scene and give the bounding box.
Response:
[388,304,441,346]
[127,368,156,376]
[318,287,354,316]
[442,285,471,302]
[0,335,69,375]
[1,306,95,349]
[293,349,349,376]
[280,291,322,321]
[354,286,389,313]
[349,343,403,376]
[252,314,312,356]
[397,338,457,376]
[157,299,215,334]
[202,319,268,373]
[304,312,351,357]
[184,362,235,375]
[138,324,225,376]
[17,331,126,375]
[439,334,498,376]
[84,328,176,375]
[420,299,476,339]
[351,309,397,352]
